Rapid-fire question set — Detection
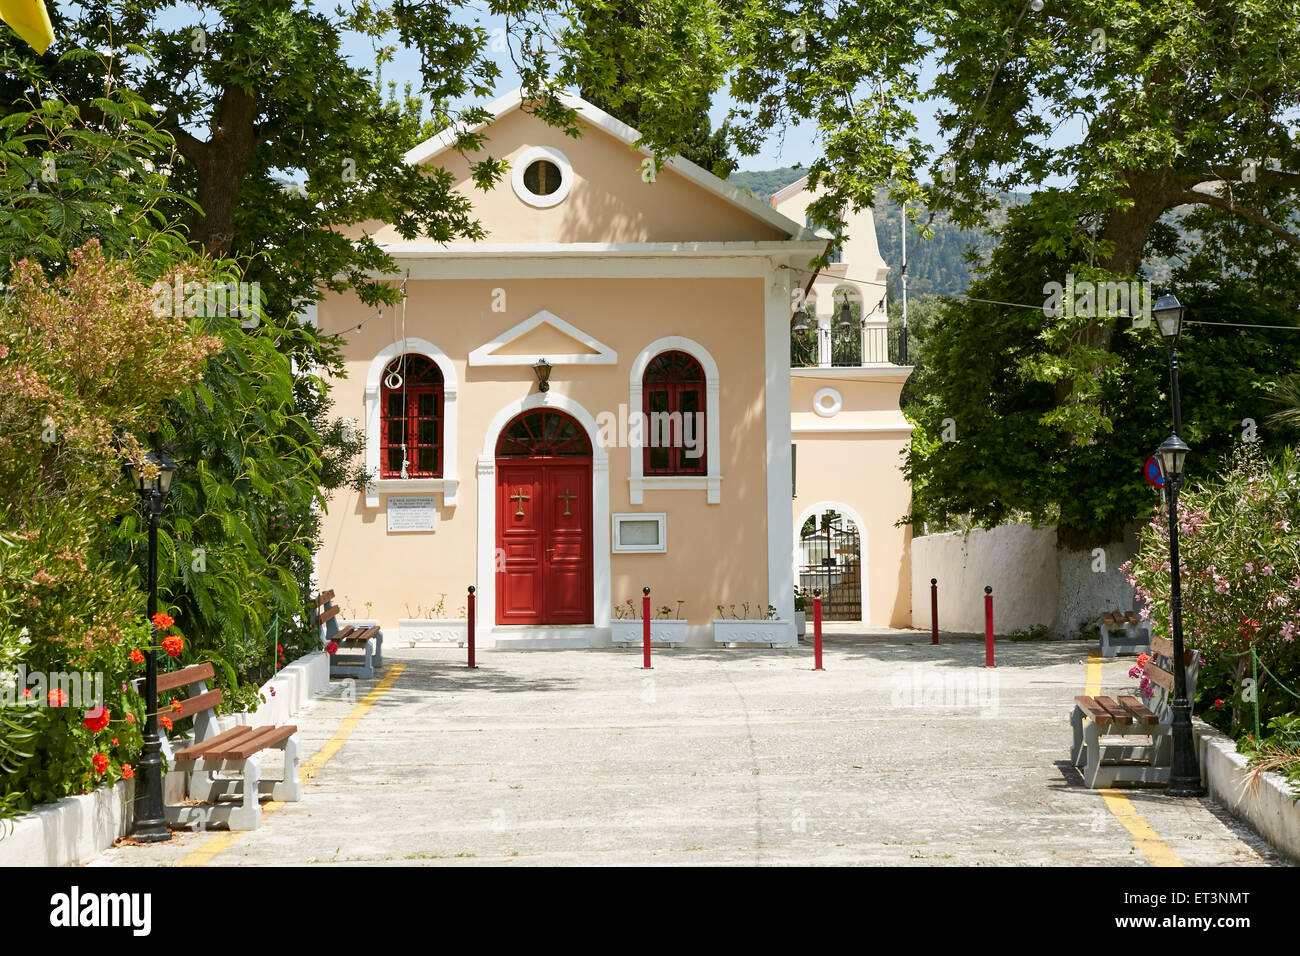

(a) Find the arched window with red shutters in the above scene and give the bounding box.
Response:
[642,350,707,475]
[379,355,444,478]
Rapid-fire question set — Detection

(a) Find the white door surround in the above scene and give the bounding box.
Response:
[477,392,611,647]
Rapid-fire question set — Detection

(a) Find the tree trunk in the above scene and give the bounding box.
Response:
[188,85,259,257]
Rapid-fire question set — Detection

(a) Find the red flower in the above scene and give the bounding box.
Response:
[125,712,136,724]
[151,612,175,630]
[160,716,173,731]
[92,753,109,774]
[129,648,145,664]
[121,764,134,779]
[326,640,339,655]
[111,737,119,746]
[22,689,32,699]
[82,707,111,732]
[1214,699,1225,707]
[1135,652,1151,669]
[170,699,183,713]
[161,634,183,657]
[47,688,67,707]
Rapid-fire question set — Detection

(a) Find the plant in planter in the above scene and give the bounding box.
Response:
[712,600,793,647]
[793,588,808,637]
[611,599,686,646]
[398,591,469,646]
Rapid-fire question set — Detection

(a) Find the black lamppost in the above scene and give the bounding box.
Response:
[127,449,178,841]
[1151,293,1206,798]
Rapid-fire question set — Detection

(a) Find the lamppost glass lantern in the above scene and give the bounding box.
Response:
[127,449,178,497]
[532,358,552,393]
[1152,293,1184,343]
[1156,434,1190,484]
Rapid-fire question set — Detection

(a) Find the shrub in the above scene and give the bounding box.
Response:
[1126,442,1300,739]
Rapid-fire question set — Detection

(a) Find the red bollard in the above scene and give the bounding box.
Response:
[467,585,477,669]
[930,578,939,646]
[813,588,824,671]
[642,586,652,670]
[984,585,995,668]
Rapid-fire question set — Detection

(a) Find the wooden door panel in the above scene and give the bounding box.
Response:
[496,464,543,624]
[542,465,591,624]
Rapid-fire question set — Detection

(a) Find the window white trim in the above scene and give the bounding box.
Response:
[468,309,617,367]
[511,146,573,208]
[477,393,611,632]
[628,336,722,505]
[611,513,667,553]
[364,337,459,508]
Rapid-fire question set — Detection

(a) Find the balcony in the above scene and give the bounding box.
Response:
[791,323,910,368]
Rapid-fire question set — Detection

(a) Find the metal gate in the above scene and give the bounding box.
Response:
[797,512,861,621]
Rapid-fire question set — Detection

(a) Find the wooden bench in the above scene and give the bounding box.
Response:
[158,662,301,830]
[314,589,383,680]
[1069,634,1199,788]
[1097,609,1151,658]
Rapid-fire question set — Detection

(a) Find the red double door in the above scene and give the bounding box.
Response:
[496,459,592,625]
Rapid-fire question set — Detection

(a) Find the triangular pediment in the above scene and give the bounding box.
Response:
[468,310,617,366]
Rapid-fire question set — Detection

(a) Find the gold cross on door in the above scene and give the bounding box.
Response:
[510,487,530,517]
[557,488,576,516]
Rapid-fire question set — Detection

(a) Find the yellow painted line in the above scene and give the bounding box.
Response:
[1084,651,1184,867]
[180,663,407,866]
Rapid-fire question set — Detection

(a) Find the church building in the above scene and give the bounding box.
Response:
[314,88,912,647]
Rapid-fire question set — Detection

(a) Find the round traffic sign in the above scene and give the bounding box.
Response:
[1144,455,1165,489]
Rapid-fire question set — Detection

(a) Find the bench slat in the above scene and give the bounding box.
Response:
[353,625,380,643]
[316,604,340,625]
[1101,612,1117,626]
[209,724,297,760]
[1122,611,1139,625]
[315,590,335,607]
[1145,660,1175,693]
[164,688,223,723]
[173,724,260,761]
[156,663,215,694]
[1095,696,1133,725]
[1150,635,1174,658]
[334,625,359,641]
[1118,695,1159,725]
[1075,695,1113,726]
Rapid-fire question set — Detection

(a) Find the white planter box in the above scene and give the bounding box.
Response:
[398,619,469,647]
[713,619,796,647]
[610,619,688,646]
[795,610,807,636]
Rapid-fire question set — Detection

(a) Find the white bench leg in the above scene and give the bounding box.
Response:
[1070,706,1087,766]
[225,754,262,830]
[1082,721,1117,788]
[269,734,302,802]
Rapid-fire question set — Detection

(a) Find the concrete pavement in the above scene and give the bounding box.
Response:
[91,633,1287,866]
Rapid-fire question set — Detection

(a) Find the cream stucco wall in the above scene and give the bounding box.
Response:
[316,275,775,630]
[790,373,913,627]
[349,107,789,247]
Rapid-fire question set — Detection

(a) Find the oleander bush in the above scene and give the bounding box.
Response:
[1126,443,1300,753]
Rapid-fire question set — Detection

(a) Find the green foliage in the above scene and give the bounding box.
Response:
[1127,443,1300,739]
[728,166,804,201]
[902,192,1300,545]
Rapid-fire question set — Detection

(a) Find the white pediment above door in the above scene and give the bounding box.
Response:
[468,309,618,366]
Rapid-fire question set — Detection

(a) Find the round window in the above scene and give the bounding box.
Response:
[523,159,562,196]
[511,147,573,208]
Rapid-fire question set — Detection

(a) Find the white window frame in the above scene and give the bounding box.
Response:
[511,146,574,209]
[611,513,667,554]
[628,336,722,504]
[364,337,459,508]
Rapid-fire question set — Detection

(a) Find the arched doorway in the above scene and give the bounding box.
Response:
[795,505,865,623]
[495,408,593,625]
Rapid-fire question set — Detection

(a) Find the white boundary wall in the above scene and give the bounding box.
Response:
[911,524,1140,636]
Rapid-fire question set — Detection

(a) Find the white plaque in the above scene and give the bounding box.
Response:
[386,495,437,533]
